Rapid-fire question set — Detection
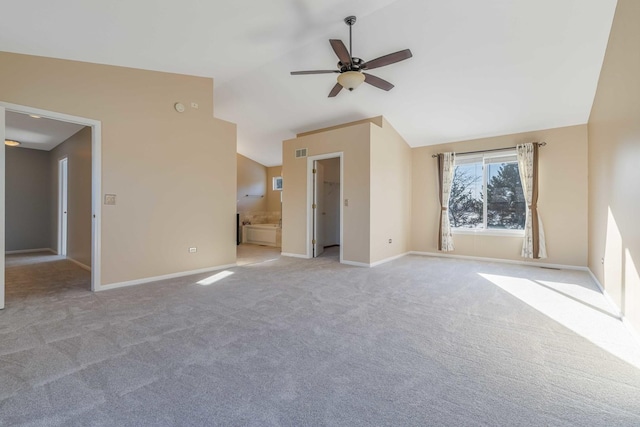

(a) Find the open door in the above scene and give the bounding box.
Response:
[58,157,68,256]
[1,106,5,309]
[313,160,325,257]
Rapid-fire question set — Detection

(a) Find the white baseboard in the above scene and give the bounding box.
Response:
[280,252,310,259]
[67,257,91,272]
[97,263,237,292]
[408,251,587,271]
[370,252,409,267]
[341,260,370,268]
[341,253,409,268]
[5,248,56,255]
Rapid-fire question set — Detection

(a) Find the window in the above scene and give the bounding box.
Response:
[273,176,283,191]
[449,150,525,232]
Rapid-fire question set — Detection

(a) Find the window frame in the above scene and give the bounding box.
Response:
[450,149,525,237]
[273,176,283,191]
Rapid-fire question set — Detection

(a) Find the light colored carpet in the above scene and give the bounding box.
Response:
[1,246,640,426]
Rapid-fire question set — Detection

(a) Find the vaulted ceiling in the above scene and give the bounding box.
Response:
[1,0,617,165]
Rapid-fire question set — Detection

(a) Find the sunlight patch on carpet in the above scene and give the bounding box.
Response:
[479,272,640,369]
[197,270,234,286]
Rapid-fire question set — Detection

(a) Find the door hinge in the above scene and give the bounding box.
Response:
[312,203,317,209]
[312,239,316,244]
[312,168,317,173]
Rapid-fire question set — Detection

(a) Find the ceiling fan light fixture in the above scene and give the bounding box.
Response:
[5,139,21,147]
[337,71,365,91]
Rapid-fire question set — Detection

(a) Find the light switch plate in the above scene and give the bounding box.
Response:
[104,194,116,205]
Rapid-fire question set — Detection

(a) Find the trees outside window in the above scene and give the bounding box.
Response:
[448,152,525,231]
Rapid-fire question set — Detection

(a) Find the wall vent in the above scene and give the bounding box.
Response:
[295,148,308,158]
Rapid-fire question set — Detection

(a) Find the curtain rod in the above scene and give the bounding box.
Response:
[431,142,546,158]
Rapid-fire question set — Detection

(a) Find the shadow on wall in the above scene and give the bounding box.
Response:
[604,206,640,328]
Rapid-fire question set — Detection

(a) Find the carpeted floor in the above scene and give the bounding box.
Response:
[1,246,639,426]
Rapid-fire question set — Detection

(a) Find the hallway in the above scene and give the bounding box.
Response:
[4,251,91,303]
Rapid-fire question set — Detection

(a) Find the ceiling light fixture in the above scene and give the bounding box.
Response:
[5,139,21,147]
[337,71,365,91]
[29,114,41,119]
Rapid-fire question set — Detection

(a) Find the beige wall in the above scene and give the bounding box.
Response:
[0,52,237,286]
[370,118,412,263]
[5,147,52,251]
[282,122,371,263]
[237,154,267,213]
[588,0,640,330]
[266,166,283,213]
[50,127,92,267]
[411,124,589,267]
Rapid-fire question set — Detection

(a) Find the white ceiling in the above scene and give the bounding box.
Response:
[5,112,85,151]
[1,0,617,166]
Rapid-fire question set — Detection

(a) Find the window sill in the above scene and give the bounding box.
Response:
[452,228,524,237]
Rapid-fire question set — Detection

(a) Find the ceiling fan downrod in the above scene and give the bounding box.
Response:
[345,16,356,64]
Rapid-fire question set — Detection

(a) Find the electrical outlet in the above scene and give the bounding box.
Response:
[189,247,197,253]
[344,199,349,207]
[191,102,199,109]
[388,238,392,244]
[104,194,116,205]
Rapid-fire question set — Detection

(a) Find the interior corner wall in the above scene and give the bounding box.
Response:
[50,127,92,267]
[411,124,589,267]
[370,119,412,263]
[237,154,268,213]
[282,123,371,263]
[0,52,237,286]
[266,165,283,213]
[5,147,52,251]
[587,0,640,331]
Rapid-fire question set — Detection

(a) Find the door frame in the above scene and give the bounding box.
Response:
[58,157,69,256]
[306,152,343,263]
[1,101,102,293]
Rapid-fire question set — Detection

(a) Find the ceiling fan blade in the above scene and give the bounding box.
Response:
[291,70,339,75]
[363,49,413,70]
[328,83,343,97]
[364,73,394,91]
[330,39,352,65]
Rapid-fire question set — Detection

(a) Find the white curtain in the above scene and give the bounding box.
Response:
[517,143,547,259]
[438,152,455,251]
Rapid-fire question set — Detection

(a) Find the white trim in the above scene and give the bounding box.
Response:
[341,253,409,268]
[408,251,587,271]
[370,252,409,267]
[67,257,91,272]
[58,156,68,257]
[341,260,371,268]
[452,228,525,237]
[0,106,4,309]
[0,101,102,292]
[586,269,622,317]
[5,248,56,255]
[97,263,237,292]
[306,152,344,263]
[280,252,310,259]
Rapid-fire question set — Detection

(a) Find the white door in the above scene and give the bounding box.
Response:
[0,107,5,309]
[313,160,325,257]
[0,107,4,308]
[58,157,68,256]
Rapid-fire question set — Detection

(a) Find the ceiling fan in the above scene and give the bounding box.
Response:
[291,15,413,97]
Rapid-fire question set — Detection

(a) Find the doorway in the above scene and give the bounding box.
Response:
[58,157,68,256]
[308,153,343,261]
[0,102,102,309]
